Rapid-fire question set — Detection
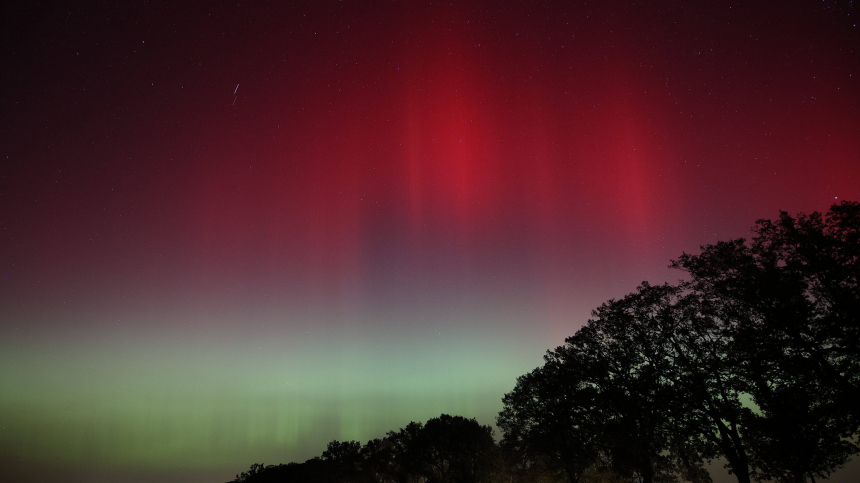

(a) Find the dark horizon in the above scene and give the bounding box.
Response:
[1,1,858,482]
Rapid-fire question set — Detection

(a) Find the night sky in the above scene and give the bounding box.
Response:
[1,1,858,482]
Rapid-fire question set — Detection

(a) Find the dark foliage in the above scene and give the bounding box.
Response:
[227,414,503,483]
[230,202,858,483]
[500,201,859,483]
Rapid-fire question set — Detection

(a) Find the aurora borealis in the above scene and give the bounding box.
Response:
[1,1,858,482]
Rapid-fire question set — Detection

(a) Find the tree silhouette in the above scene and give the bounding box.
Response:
[499,283,713,483]
[670,200,860,482]
[499,201,859,483]
[359,438,399,482]
[573,284,716,483]
[229,202,858,483]
[589,283,749,482]
[498,360,605,482]
[228,414,501,483]
[387,414,499,483]
[322,440,367,482]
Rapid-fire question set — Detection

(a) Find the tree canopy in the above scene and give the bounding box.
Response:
[228,414,502,483]
[499,201,859,483]
[229,201,858,483]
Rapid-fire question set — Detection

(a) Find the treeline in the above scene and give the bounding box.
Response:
[228,414,517,483]
[500,200,859,483]
[228,201,859,483]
